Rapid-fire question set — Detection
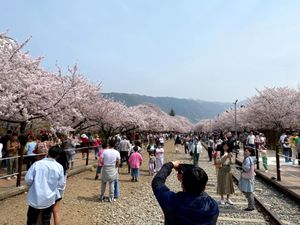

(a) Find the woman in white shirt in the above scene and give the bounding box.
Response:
[216,141,235,205]
[155,145,164,171]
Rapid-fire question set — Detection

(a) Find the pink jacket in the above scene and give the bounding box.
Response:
[128,152,143,169]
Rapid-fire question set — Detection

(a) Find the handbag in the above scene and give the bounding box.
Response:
[241,157,255,179]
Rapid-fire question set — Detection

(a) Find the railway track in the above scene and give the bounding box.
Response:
[201,161,271,225]
[231,167,300,225]
[200,143,300,224]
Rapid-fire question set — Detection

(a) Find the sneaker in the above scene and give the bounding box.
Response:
[13,175,17,179]
[98,195,104,202]
[108,197,115,203]
[6,177,11,180]
[95,175,99,180]
[265,170,269,173]
[220,200,225,205]
[226,199,234,205]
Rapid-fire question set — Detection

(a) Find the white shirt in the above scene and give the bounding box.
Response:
[221,152,231,165]
[101,148,121,166]
[247,135,255,145]
[280,134,287,144]
[119,140,130,152]
[159,137,164,144]
[156,147,164,159]
[25,158,64,209]
[196,142,202,154]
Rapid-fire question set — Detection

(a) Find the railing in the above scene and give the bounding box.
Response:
[0,144,100,187]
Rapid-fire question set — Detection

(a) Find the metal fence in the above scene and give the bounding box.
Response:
[0,145,99,187]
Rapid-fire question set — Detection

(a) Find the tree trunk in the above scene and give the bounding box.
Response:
[20,121,27,134]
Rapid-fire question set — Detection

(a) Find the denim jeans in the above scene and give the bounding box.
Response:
[94,147,100,158]
[114,179,120,198]
[284,150,290,162]
[131,168,139,179]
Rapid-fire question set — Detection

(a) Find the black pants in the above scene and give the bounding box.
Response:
[25,156,36,171]
[207,147,213,161]
[184,145,189,154]
[27,205,53,225]
[120,151,129,170]
[193,153,199,166]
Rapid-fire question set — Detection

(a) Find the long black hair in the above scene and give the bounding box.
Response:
[220,141,230,156]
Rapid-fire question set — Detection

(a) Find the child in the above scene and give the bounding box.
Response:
[155,144,164,172]
[128,146,143,182]
[95,142,107,180]
[149,152,156,176]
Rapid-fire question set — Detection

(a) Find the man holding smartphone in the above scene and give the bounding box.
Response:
[152,161,219,225]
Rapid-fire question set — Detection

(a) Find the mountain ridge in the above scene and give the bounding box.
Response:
[103,92,233,123]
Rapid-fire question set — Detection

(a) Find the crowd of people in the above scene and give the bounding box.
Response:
[0,130,104,224]
[1,128,300,224]
[170,130,265,214]
[279,131,300,164]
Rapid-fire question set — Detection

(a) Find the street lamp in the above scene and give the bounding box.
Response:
[234,99,238,139]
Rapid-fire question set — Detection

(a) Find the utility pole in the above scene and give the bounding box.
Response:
[234,99,238,139]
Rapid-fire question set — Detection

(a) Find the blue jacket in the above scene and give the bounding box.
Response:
[152,162,219,225]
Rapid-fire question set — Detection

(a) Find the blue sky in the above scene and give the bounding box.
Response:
[1,0,300,102]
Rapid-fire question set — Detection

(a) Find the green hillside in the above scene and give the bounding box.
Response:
[103,93,233,123]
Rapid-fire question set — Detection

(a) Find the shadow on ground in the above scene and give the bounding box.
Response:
[77,195,99,202]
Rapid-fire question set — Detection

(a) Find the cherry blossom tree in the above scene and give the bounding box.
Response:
[0,34,101,134]
[242,87,299,130]
[133,104,192,133]
[132,104,169,132]
[170,115,193,133]
[0,32,208,137]
[194,86,300,134]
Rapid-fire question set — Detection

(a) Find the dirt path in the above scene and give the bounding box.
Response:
[0,140,191,225]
